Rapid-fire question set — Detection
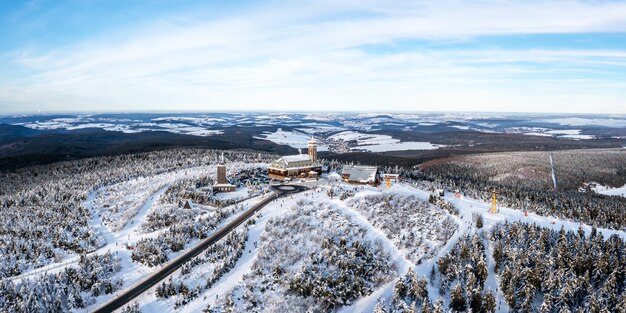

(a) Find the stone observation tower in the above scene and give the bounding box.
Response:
[213,153,235,192]
[308,138,317,162]
[216,163,227,184]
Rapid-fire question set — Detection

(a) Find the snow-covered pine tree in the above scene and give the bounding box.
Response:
[450,284,467,312]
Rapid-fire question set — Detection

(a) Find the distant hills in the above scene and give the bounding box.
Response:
[1,112,624,170]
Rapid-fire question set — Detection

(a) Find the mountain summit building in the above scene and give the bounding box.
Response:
[268,138,322,180]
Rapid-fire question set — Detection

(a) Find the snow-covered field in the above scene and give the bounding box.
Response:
[295,123,346,134]
[513,127,596,139]
[253,128,329,151]
[545,129,594,139]
[346,193,457,263]
[541,117,626,128]
[208,199,396,312]
[328,131,442,152]
[19,116,224,136]
[7,113,625,145]
[590,182,626,197]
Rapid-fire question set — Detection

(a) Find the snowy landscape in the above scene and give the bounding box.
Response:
[5,113,625,142]
[3,112,625,160]
[1,145,624,312]
[3,0,626,311]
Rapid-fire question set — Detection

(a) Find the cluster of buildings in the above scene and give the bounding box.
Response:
[266,138,384,186]
[211,137,399,193]
[172,138,401,213]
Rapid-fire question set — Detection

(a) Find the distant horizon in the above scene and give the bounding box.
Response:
[3,109,626,117]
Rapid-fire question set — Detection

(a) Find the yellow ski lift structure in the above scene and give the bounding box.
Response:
[490,190,499,214]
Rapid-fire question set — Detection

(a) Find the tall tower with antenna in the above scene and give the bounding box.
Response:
[308,138,318,162]
[217,152,227,184]
[213,152,236,192]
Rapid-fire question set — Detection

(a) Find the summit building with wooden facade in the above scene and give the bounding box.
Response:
[268,138,322,180]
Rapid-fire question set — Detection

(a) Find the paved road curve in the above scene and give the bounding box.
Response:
[92,184,307,313]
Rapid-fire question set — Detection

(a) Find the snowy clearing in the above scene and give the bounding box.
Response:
[327,131,442,152]
[253,128,328,151]
[590,182,626,198]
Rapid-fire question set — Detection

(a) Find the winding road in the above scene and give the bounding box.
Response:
[91,184,307,313]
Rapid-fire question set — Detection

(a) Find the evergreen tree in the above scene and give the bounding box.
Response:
[450,284,467,312]
[421,298,432,313]
[540,294,553,313]
[121,302,141,313]
[587,294,600,313]
[617,293,626,313]
[476,214,483,229]
[411,277,429,305]
[395,278,407,299]
[483,290,496,313]
[476,258,488,286]
[432,299,445,313]
[558,305,572,313]
[373,299,387,313]
[469,290,483,313]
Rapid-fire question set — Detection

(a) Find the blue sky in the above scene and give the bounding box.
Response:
[1,0,626,114]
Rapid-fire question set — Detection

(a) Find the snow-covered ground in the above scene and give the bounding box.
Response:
[510,126,597,139]
[91,165,217,231]
[20,116,224,136]
[345,193,457,263]
[213,187,250,201]
[134,178,626,313]
[544,129,595,139]
[328,131,442,152]
[295,123,346,134]
[83,194,268,312]
[7,162,268,310]
[253,128,329,151]
[541,117,626,128]
[8,113,625,144]
[14,168,624,313]
[590,182,626,197]
[336,180,626,313]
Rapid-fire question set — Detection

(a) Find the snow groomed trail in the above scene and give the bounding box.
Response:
[337,183,467,313]
[91,185,307,313]
[336,181,626,313]
[331,196,416,313]
[64,176,625,313]
[182,187,316,312]
[11,186,169,283]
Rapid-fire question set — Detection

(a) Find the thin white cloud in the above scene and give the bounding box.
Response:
[1,0,626,113]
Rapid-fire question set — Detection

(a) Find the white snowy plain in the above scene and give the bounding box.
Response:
[253,128,329,151]
[590,183,626,198]
[328,131,442,152]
